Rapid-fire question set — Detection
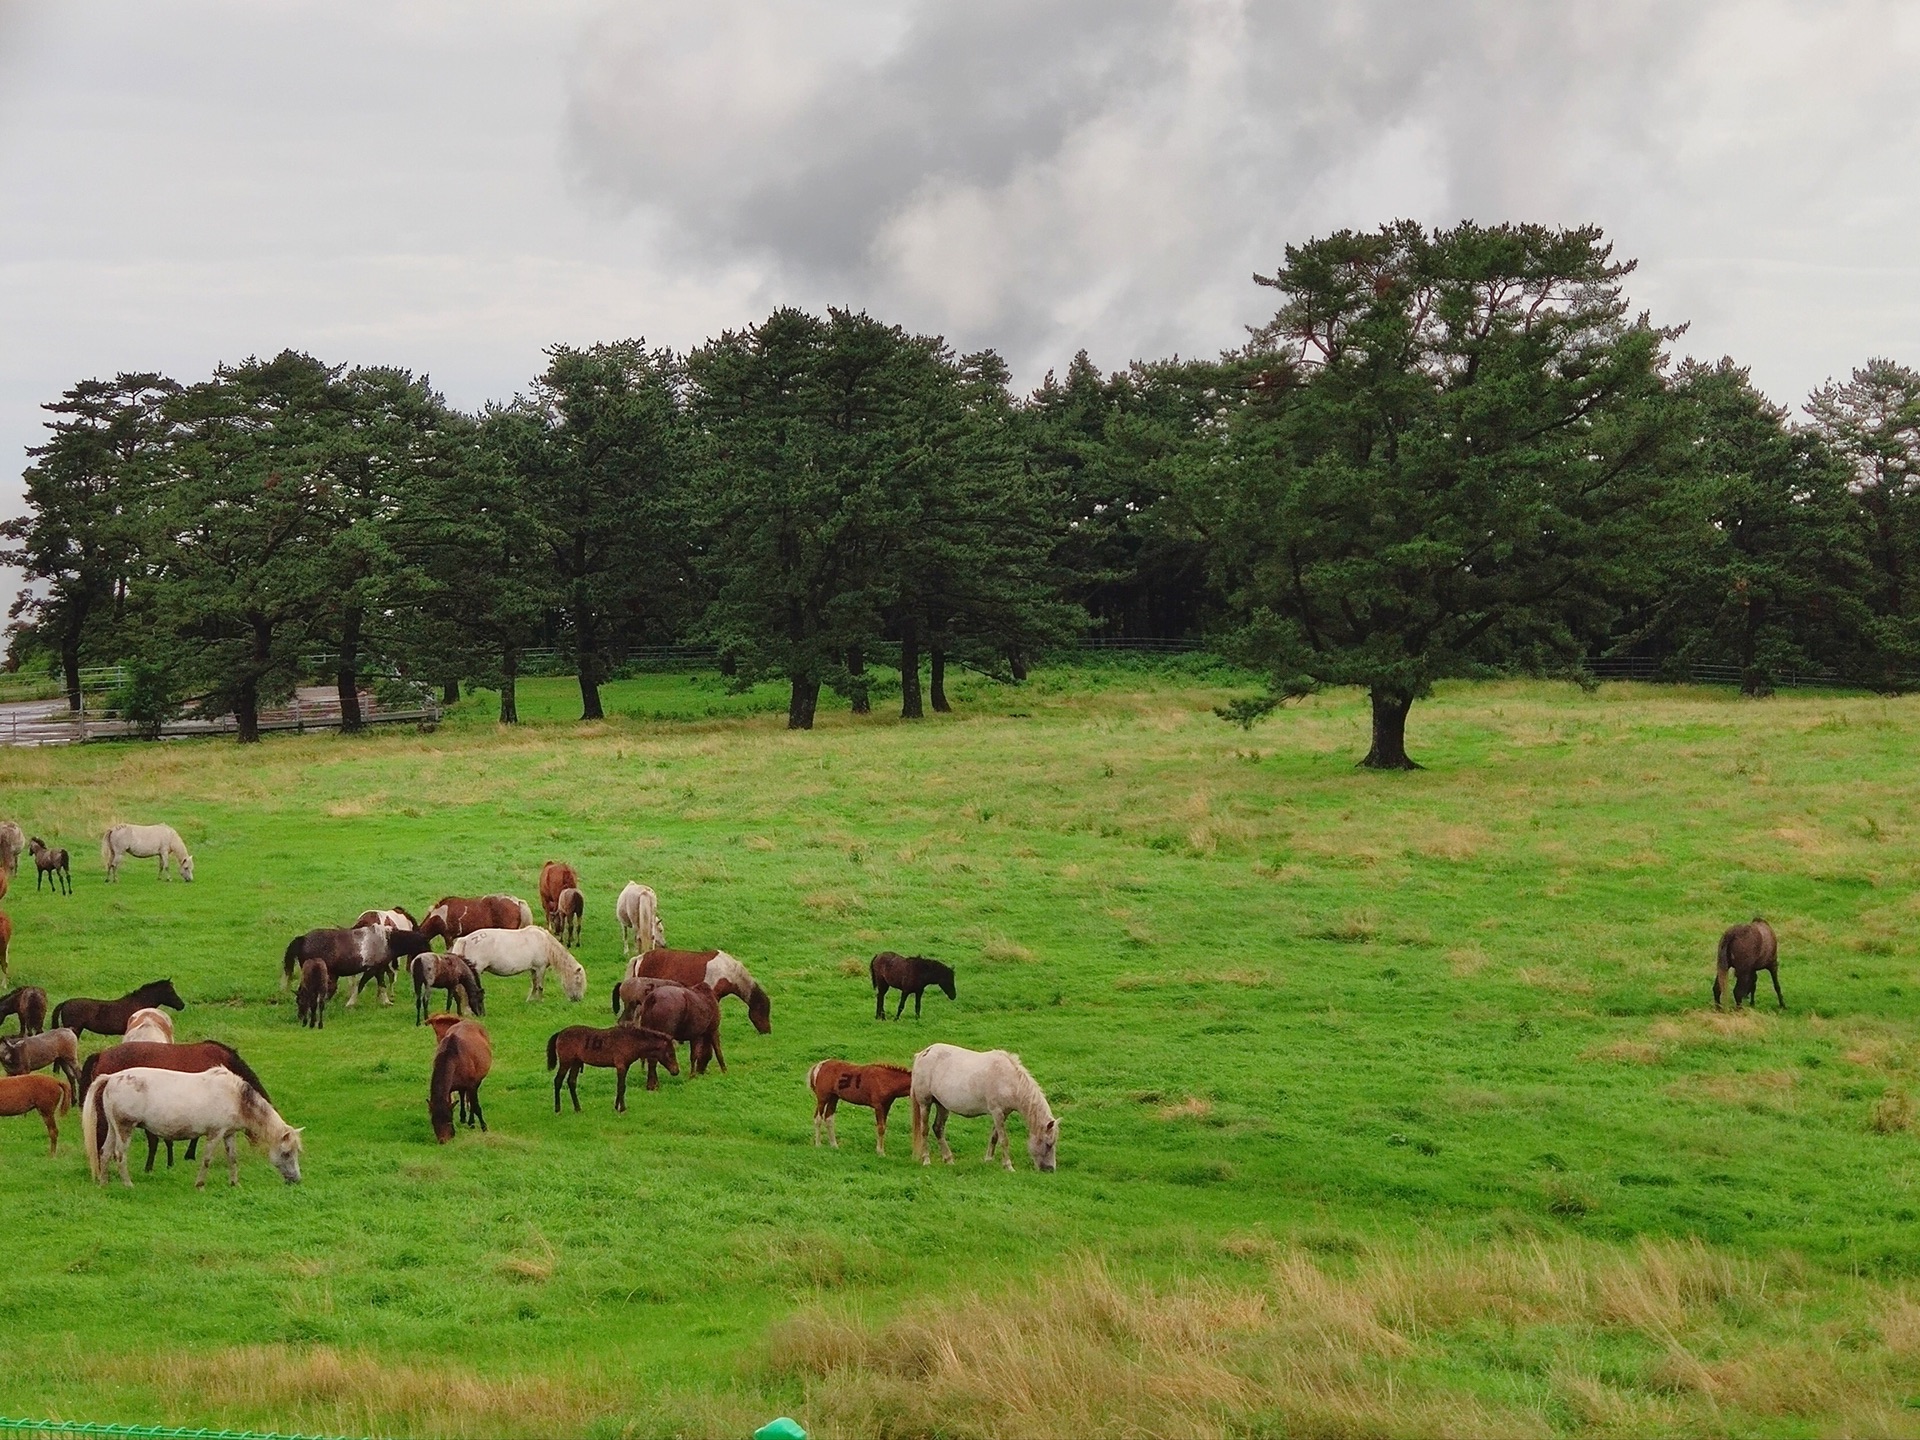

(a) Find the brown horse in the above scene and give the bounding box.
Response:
[547,1025,680,1111]
[26,838,71,896]
[870,952,956,1020]
[417,895,531,945]
[808,1060,914,1155]
[612,974,676,1022]
[411,953,485,1024]
[539,861,580,932]
[554,888,584,946]
[0,1073,69,1154]
[0,1027,80,1089]
[428,1016,492,1142]
[1716,917,1783,1010]
[638,981,725,1077]
[296,959,331,1029]
[52,979,185,1039]
[0,986,46,1036]
[635,948,772,1034]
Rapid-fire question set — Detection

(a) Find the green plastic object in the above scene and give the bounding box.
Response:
[753,1420,806,1440]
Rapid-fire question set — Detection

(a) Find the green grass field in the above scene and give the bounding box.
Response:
[6,661,1920,1437]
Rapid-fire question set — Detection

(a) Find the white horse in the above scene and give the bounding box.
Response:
[101,823,194,883]
[121,1007,174,1044]
[616,882,665,956]
[911,1044,1058,1172]
[0,821,24,877]
[451,927,586,1002]
[84,1065,302,1188]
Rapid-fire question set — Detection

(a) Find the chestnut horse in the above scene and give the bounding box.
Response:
[538,861,580,932]
[547,1025,680,1111]
[0,1073,69,1155]
[637,981,725,1076]
[428,1016,492,1142]
[633,948,771,1034]
[0,985,46,1036]
[417,894,532,945]
[870,952,956,1020]
[1716,917,1783,1010]
[808,1060,914,1155]
[52,979,185,1039]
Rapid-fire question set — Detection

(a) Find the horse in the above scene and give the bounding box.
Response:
[26,838,70,895]
[632,948,771,1034]
[910,1044,1058,1172]
[1716,917,1783,1010]
[547,1025,680,1111]
[78,1038,267,1172]
[451,927,586,1002]
[282,925,434,1007]
[0,822,25,878]
[101,824,194,883]
[616,882,665,957]
[52,979,185,1040]
[85,1066,302,1188]
[636,981,725,1077]
[411,953,485,1024]
[612,974,675,1021]
[122,1007,175,1044]
[352,907,417,931]
[870,952,955,1020]
[555,888,584,946]
[0,985,42,1035]
[808,1060,914,1155]
[428,1017,492,1142]
[0,1027,81,1089]
[296,958,331,1029]
[417,894,532,944]
[539,861,580,932]
[0,1074,68,1155]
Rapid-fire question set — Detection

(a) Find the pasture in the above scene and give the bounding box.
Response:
[5,660,1920,1436]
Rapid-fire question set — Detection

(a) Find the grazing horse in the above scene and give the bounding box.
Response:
[85,1066,302,1188]
[52,979,185,1040]
[0,1073,69,1154]
[808,1060,914,1155]
[27,838,70,895]
[539,861,580,932]
[555,888,584,947]
[352,907,417,931]
[451,927,586,1002]
[417,894,532,944]
[101,824,193,883]
[911,1044,1058,1172]
[870,952,956,1021]
[122,1007,174,1044]
[1716,917,1783,1010]
[295,959,332,1029]
[547,1025,680,1111]
[0,1026,81,1089]
[411,953,485,1024]
[633,948,771,1035]
[428,1016,492,1142]
[637,981,725,1077]
[282,925,434,1007]
[79,1037,267,1175]
[616,882,665,956]
[0,821,23,878]
[0,985,44,1036]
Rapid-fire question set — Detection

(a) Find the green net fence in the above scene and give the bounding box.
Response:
[0,1420,366,1440]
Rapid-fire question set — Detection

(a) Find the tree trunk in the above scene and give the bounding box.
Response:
[846,645,870,715]
[719,652,737,678]
[336,606,363,733]
[499,648,519,725]
[1359,686,1419,770]
[61,630,82,714]
[899,618,923,719]
[442,679,460,706]
[235,673,260,745]
[930,648,951,712]
[787,674,820,730]
[1007,649,1028,683]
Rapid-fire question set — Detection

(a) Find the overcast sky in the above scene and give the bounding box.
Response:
[3,0,1918,597]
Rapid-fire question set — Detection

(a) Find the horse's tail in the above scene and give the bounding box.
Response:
[99,829,114,874]
[807,1060,823,1093]
[54,1076,71,1115]
[546,1031,560,1071]
[282,936,303,989]
[1717,928,1735,968]
[82,1077,105,1182]
[48,999,68,1031]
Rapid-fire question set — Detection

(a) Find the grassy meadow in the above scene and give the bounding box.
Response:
[5,660,1920,1436]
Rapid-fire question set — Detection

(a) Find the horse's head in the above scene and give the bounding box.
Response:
[1027,1116,1058,1172]
[561,959,586,1003]
[747,985,772,1035]
[467,974,486,1016]
[269,1125,304,1184]
[930,962,956,1001]
[392,931,436,961]
[154,979,186,1010]
[417,908,447,944]
[178,852,194,882]
[0,1037,18,1074]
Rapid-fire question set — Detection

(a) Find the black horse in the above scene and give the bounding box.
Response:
[870,952,956,1020]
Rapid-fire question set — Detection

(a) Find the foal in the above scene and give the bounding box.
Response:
[0,986,46,1036]
[547,1025,680,1111]
[0,1027,80,1089]
[27,838,70,895]
[808,1060,914,1155]
[296,958,331,1029]
[0,1073,69,1154]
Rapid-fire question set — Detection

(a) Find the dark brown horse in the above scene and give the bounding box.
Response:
[0,985,46,1036]
[76,1038,270,1173]
[547,1025,679,1111]
[296,959,331,1029]
[554,888,584,947]
[635,948,771,1034]
[539,861,580,932]
[638,981,725,1076]
[417,895,531,945]
[0,1026,80,1089]
[52,979,185,1039]
[870,952,956,1020]
[1716,917,1783,1010]
[412,953,485,1023]
[27,838,70,896]
[808,1059,914,1155]
[428,1015,492,1142]
[282,925,433,1007]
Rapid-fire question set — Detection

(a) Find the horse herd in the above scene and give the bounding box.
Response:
[0,836,1063,1184]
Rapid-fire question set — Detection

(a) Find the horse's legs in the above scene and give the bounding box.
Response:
[114,1123,135,1188]
[344,974,360,1008]
[986,1112,1002,1165]
[614,1062,628,1114]
[912,1097,929,1164]
[1770,965,1785,1009]
[570,1064,583,1112]
[471,1085,487,1133]
[184,1137,197,1163]
[42,1102,57,1155]
[874,1098,892,1156]
[933,1104,954,1164]
[143,1130,159,1173]
[226,1133,240,1186]
[895,989,908,1021]
[553,1066,564,1113]
[819,1095,838,1148]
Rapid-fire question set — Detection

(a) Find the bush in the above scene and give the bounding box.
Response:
[107,661,184,739]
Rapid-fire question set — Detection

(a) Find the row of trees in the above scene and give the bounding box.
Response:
[7,220,1919,760]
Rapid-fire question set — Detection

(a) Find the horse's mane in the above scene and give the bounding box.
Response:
[1000,1052,1053,1124]
[707,952,755,992]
